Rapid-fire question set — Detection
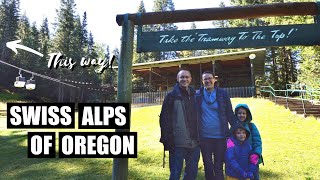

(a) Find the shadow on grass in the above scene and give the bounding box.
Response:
[131,149,205,179]
[1,132,207,179]
[260,168,283,179]
[0,132,114,179]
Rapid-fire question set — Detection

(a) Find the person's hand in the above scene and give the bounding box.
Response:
[250,153,259,165]
[163,140,174,151]
[227,138,235,148]
[246,172,254,179]
[240,170,247,178]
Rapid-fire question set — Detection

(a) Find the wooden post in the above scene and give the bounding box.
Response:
[148,68,152,103]
[199,63,202,87]
[112,14,134,180]
[166,73,169,90]
[149,68,152,92]
[250,58,255,97]
[212,60,215,75]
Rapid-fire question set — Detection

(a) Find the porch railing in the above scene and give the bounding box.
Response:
[132,86,255,105]
[132,91,169,104]
[222,86,255,98]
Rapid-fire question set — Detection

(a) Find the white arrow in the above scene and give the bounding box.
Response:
[6,40,44,57]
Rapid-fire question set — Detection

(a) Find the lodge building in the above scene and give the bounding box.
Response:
[131,49,266,103]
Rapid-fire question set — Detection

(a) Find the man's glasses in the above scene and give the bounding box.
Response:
[203,77,214,81]
[180,76,190,79]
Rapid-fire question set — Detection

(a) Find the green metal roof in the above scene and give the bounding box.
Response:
[131,48,265,70]
[128,49,266,76]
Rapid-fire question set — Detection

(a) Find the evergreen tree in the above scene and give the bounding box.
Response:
[53,0,87,80]
[16,14,34,68]
[0,0,20,61]
[261,0,304,88]
[212,1,229,28]
[151,0,178,60]
[137,0,146,13]
[229,0,301,88]
[84,31,100,83]
[133,0,154,64]
[70,14,86,79]
[53,0,76,59]
[298,47,320,90]
[102,44,116,86]
[81,12,88,48]
[112,47,120,66]
[39,17,51,74]
[36,17,58,100]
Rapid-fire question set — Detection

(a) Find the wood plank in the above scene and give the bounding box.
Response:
[116,2,317,26]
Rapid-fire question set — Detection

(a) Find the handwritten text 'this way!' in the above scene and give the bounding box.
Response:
[47,53,115,74]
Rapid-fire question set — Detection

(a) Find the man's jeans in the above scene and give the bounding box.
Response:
[200,138,226,180]
[169,146,200,180]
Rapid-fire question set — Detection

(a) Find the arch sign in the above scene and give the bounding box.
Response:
[137,24,320,52]
[131,2,320,52]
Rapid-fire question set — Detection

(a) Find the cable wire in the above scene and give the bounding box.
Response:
[0,59,78,88]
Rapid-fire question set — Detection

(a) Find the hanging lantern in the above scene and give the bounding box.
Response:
[249,53,256,60]
[14,70,26,88]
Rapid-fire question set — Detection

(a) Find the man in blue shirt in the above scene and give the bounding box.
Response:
[196,71,236,180]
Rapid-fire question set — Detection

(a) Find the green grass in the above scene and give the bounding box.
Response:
[0,90,25,102]
[1,98,320,179]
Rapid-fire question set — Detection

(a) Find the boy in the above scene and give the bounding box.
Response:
[225,123,257,180]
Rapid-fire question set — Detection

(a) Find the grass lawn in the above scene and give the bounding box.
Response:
[0,98,320,179]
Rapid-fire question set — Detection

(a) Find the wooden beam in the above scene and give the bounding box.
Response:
[116,2,318,26]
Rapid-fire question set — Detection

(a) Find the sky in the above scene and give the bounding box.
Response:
[20,0,230,50]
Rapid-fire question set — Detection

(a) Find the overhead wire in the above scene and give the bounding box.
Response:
[0,59,79,88]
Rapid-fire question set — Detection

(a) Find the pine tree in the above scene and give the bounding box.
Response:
[261,0,304,88]
[212,1,229,28]
[228,0,301,89]
[81,12,88,48]
[84,31,100,83]
[137,0,146,13]
[0,0,20,61]
[0,0,21,88]
[53,0,76,58]
[298,47,320,90]
[133,0,154,64]
[16,14,34,68]
[151,0,178,61]
[39,17,51,74]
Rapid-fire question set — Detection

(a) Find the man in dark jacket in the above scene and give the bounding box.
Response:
[196,71,236,180]
[159,69,200,180]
